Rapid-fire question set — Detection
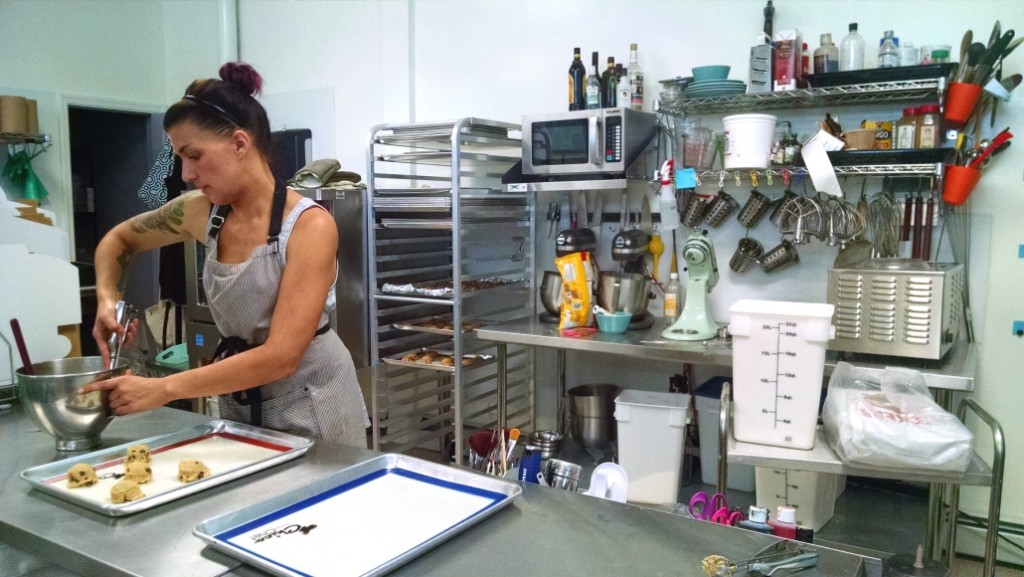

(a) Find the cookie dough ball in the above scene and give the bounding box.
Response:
[67,463,99,489]
[110,479,145,503]
[124,461,152,484]
[127,444,151,463]
[178,459,211,483]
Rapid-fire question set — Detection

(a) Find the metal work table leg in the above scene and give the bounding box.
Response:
[717,381,731,494]
[497,343,507,430]
[556,349,567,434]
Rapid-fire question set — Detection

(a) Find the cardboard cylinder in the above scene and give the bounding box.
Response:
[25,99,39,134]
[0,95,29,133]
[944,82,982,125]
[942,164,981,205]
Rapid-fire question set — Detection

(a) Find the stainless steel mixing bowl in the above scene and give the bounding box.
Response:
[539,271,563,316]
[17,356,129,451]
[568,384,620,452]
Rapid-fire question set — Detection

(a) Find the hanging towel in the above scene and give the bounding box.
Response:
[137,138,174,209]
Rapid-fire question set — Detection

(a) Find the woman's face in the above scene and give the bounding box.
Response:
[168,121,246,204]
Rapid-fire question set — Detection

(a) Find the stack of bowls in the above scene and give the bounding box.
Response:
[685,65,746,99]
[568,384,620,452]
[529,430,565,460]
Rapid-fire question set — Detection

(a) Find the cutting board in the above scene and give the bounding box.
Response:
[0,244,80,386]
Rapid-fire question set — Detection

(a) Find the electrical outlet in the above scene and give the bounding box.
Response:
[1013,321,1024,337]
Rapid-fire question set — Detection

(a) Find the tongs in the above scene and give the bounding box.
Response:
[107,300,135,370]
[704,542,819,577]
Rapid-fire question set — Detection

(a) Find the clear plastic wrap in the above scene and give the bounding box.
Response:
[822,361,972,474]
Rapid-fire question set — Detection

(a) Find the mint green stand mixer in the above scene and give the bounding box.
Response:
[662,229,719,340]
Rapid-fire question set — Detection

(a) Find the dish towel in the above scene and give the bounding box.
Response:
[137,138,174,209]
[290,158,340,188]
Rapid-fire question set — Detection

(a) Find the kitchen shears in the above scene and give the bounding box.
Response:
[689,491,744,526]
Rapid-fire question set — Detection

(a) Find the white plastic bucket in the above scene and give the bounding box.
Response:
[614,389,689,504]
[723,113,777,169]
[728,300,836,450]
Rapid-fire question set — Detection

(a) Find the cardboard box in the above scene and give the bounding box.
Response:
[773,30,803,91]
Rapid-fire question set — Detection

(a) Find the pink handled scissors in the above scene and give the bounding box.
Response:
[688,491,744,526]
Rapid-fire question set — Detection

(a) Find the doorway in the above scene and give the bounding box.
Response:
[69,106,164,355]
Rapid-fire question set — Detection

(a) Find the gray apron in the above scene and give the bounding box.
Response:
[203,189,369,447]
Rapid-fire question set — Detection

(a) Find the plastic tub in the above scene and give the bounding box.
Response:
[695,377,755,492]
[614,389,690,504]
[728,300,836,450]
[755,467,841,531]
[723,114,777,169]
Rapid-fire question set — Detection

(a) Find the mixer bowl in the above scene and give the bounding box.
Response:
[539,271,563,316]
[597,271,651,318]
[568,384,620,452]
[17,356,128,451]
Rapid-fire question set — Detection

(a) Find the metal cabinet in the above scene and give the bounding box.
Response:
[367,118,535,464]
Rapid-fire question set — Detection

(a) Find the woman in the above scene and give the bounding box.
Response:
[80,62,370,447]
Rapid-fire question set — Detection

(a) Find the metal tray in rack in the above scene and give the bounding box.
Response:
[392,316,483,336]
[383,348,495,372]
[193,453,522,577]
[20,420,313,517]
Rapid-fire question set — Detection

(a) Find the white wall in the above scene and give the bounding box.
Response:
[2,0,1022,558]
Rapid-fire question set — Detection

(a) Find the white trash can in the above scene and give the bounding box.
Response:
[695,377,755,492]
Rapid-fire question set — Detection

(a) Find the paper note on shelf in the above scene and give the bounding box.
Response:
[800,129,845,197]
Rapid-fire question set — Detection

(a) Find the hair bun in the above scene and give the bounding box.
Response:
[218,62,264,97]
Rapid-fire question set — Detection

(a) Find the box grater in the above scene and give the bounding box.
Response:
[827,259,964,359]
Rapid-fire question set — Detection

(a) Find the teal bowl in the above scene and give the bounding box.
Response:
[692,65,731,82]
[596,312,632,334]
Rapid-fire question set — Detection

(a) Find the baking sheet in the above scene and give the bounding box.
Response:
[380,277,524,298]
[20,420,313,516]
[383,348,495,372]
[193,454,521,577]
[392,316,482,335]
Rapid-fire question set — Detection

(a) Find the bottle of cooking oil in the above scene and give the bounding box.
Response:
[664,272,682,323]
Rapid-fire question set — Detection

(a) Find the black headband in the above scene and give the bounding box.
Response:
[183,94,245,127]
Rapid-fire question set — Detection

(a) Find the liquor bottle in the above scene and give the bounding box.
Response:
[878,30,899,68]
[602,57,618,107]
[568,47,586,111]
[628,43,644,111]
[586,51,602,109]
[616,63,631,108]
[839,23,865,71]
[813,33,839,74]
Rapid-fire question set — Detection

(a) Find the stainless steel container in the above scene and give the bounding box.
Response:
[539,271,563,316]
[597,272,651,318]
[568,384,620,452]
[827,259,964,359]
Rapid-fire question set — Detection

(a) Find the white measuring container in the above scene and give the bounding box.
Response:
[728,300,836,450]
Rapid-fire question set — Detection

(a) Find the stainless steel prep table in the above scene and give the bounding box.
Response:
[474,318,977,429]
[0,405,874,577]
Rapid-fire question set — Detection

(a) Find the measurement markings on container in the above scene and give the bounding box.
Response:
[759,321,800,429]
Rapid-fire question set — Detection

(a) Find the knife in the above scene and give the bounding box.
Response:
[592,194,604,240]
[579,191,589,229]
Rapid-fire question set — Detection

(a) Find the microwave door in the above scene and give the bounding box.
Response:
[530,118,593,175]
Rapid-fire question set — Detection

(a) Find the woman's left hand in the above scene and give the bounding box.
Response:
[77,372,171,416]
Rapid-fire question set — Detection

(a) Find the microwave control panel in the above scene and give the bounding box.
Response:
[605,115,623,163]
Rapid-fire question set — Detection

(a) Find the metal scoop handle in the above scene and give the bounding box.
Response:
[741,551,819,576]
[107,301,133,370]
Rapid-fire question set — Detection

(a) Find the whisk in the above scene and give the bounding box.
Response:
[822,196,867,247]
[946,200,975,341]
[777,194,824,245]
[868,191,901,258]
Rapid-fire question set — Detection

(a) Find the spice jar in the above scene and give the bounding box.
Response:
[895,107,919,149]
[916,104,942,148]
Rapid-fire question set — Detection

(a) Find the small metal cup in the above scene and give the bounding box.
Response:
[703,191,739,227]
[543,458,583,491]
[680,193,711,228]
[729,237,764,273]
[760,240,800,273]
[737,189,773,229]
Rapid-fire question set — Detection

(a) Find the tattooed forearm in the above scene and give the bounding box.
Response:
[129,197,186,235]
[115,248,133,293]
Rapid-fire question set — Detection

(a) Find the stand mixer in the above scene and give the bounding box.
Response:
[600,226,655,330]
[662,229,720,340]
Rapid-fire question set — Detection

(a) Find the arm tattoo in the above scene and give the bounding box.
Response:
[129,197,186,235]
[116,248,133,293]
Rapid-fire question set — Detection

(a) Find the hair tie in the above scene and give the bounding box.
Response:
[183,94,245,127]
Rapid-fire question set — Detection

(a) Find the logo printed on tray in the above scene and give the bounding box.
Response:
[250,523,319,543]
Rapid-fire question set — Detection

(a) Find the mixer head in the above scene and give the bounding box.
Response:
[611,228,651,262]
[555,228,597,257]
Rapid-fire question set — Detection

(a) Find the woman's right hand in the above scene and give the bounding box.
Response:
[92,298,122,367]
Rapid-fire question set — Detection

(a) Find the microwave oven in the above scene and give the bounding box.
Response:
[521,108,658,176]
